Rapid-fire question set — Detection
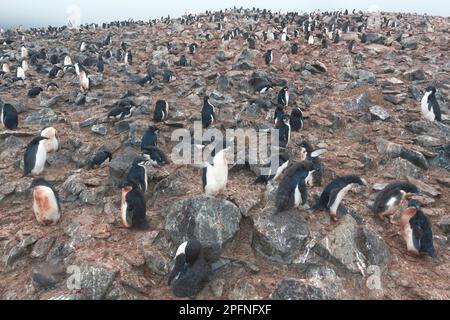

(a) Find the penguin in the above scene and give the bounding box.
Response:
[201,96,216,128]
[28,86,43,98]
[313,175,368,221]
[22,60,29,72]
[40,127,59,153]
[297,141,327,186]
[167,239,211,298]
[273,106,285,124]
[188,43,198,54]
[179,55,188,66]
[321,38,328,49]
[2,62,10,74]
[142,146,168,166]
[255,82,273,94]
[126,155,150,193]
[308,34,314,45]
[400,200,437,259]
[253,152,290,183]
[47,82,59,92]
[31,178,61,226]
[289,107,304,131]
[120,180,149,229]
[202,143,231,196]
[96,55,104,73]
[141,126,158,150]
[153,100,169,122]
[125,50,133,65]
[17,66,25,80]
[373,182,420,224]
[361,33,367,43]
[63,56,72,67]
[80,42,86,52]
[162,69,175,83]
[23,136,48,176]
[107,105,136,120]
[348,39,356,53]
[21,46,28,59]
[137,74,153,86]
[264,49,273,66]
[87,150,112,168]
[291,43,299,54]
[275,160,315,212]
[277,86,289,107]
[247,37,256,49]
[421,86,441,122]
[48,65,62,78]
[275,114,291,148]
[79,68,90,92]
[0,103,18,130]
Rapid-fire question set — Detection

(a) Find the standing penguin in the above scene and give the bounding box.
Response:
[273,106,285,124]
[141,126,158,150]
[179,55,188,66]
[167,239,211,298]
[31,178,61,225]
[275,114,291,148]
[40,127,59,153]
[126,155,150,193]
[264,49,273,66]
[254,152,290,183]
[275,160,315,212]
[125,50,133,65]
[153,100,169,122]
[201,96,216,128]
[203,143,231,196]
[16,66,25,80]
[297,141,327,186]
[120,181,149,229]
[421,86,441,122]
[24,136,48,176]
[313,175,367,221]
[289,107,304,131]
[79,69,90,92]
[96,54,104,73]
[277,86,289,107]
[188,43,198,54]
[321,38,328,49]
[308,34,314,45]
[400,200,437,259]
[373,182,419,224]
[291,43,299,54]
[1,103,18,130]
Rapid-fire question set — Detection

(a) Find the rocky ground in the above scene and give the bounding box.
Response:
[0,9,450,300]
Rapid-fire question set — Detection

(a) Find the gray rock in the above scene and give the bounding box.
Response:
[270,278,337,300]
[108,147,140,187]
[91,124,107,136]
[384,93,407,105]
[251,207,309,264]
[163,195,242,252]
[61,174,87,200]
[404,69,426,81]
[344,92,370,112]
[80,265,116,300]
[401,38,418,49]
[228,279,262,300]
[232,49,255,70]
[143,247,170,276]
[370,105,390,121]
[438,216,450,235]
[79,117,98,128]
[39,94,65,108]
[31,237,56,258]
[365,33,387,44]
[46,238,72,265]
[303,60,327,74]
[32,263,65,290]
[80,187,105,205]
[24,108,58,126]
[217,75,230,92]
[75,93,86,106]
[385,157,423,179]
[409,85,422,101]
[415,135,442,148]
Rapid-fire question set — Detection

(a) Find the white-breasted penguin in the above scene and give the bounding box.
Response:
[275,160,315,212]
[275,114,291,148]
[126,155,150,193]
[420,86,441,122]
[167,239,211,298]
[40,127,59,153]
[313,175,368,221]
[254,152,290,183]
[373,181,420,224]
[400,200,437,259]
[17,66,25,80]
[31,177,61,226]
[107,105,136,120]
[24,136,49,176]
[277,86,289,107]
[1,103,18,130]
[141,126,158,150]
[201,95,216,128]
[125,50,133,66]
[264,49,273,66]
[79,69,90,92]
[120,181,149,230]
[202,142,231,196]
[289,107,304,131]
[153,100,169,122]
[298,141,327,186]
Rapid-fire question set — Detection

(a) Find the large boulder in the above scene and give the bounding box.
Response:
[270,278,338,300]
[80,265,116,300]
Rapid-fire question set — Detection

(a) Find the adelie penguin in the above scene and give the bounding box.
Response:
[153,100,169,122]
[275,114,291,148]
[313,175,367,221]
[373,181,419,224]
[31,177,61,226]
[254,152,290,184]
[24,136,48,176]
[203,142,231,196]
[273,106,285,123]
[298,141,327,186]
[289,107,304,131]
[28,86,43,98]
[142,146,168,166]
[141,126,158,151]
[124,50,133,66]
[275,160,315,212]
[179,55,188,66]
[277,86,289,107]
[264,49,273,66]
[126,155,150,193]
[201,95,216,128]
[188,43,198,54]
[167,239,211,298]
[107,105,136,120]
[120,180,149,230]
[400,200,437,259]
[137,74,153,86]
[0,103,18,130]
[40,127,59,153]
[421,86,441,122]
[291,43,299,54]
[87,150,112,169]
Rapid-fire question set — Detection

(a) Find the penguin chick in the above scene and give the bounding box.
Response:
[24,136,48,176]
[313,175,367,221]
[421,86,441,122]
[202,144,231,196]
[167,239,211,298]
[275,160,315,212]
[373,182,420,224]
[31,177,61,226]
[87,150,112,168]
[120,181,149,230]
[400,200,437,259]
[40,127,59,153]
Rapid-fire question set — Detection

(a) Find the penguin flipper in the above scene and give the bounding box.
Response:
[326,187,341,209]
[299,181,308,206]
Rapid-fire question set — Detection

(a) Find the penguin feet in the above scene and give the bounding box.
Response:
[329,212,339,222]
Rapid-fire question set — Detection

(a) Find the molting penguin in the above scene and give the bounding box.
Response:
[87,150,112,168]
[141,126,158,150]
[277,86,289,107]
[372,182,420,224]
[31,177,61,226]
[167,239,211,298]
[275,160,315,212]
[126,155,150,193]
[289,107,304,131]
[254,152,290,183]
[313,175,367,221]
[153,100,169,122]
[202,142,231,196]
[275,114,291,148]
[400,200,437,259]
[264,49,273,66]
[1,103,18,130]
[120,180,149,229]
[24,136,48,176]
[421,86,441,122]
[201,95,216,128]
[40,127,59,153]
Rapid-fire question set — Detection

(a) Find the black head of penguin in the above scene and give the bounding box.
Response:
[313,175,367,221]
[188,43,197,54]
[167,239,211,298]
[23,136,49,176]
[30,177,62,225]
[153,100,169,122]
[373,181,419,219]
[1,103,18,130]
[275,160,315,212]
[141,126,159,150]
[121,181,149,230]
[88,150,112,168]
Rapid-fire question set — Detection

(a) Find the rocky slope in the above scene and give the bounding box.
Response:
[0,9,450,300]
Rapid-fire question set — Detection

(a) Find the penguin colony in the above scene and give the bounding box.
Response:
[0,7,446,299]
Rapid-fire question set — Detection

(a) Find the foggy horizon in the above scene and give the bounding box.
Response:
[0,0,449,30]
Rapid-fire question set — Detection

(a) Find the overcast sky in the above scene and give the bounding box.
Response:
[1,0,449,29]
